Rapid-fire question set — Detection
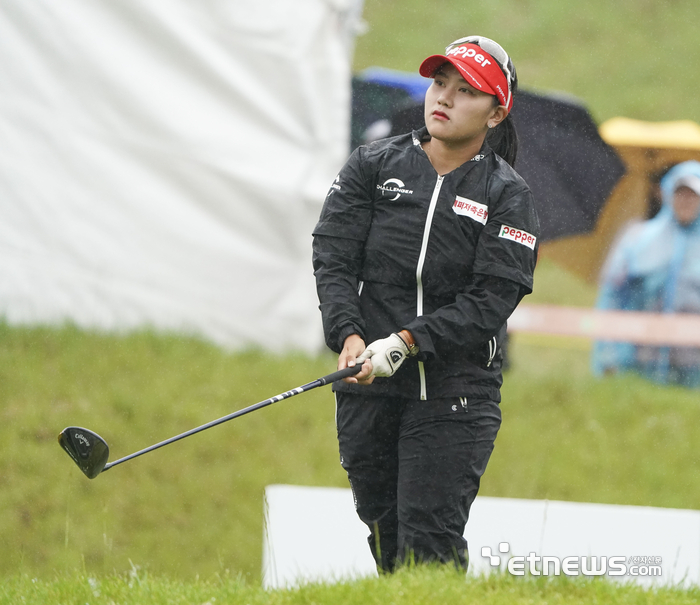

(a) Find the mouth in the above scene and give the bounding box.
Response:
[432,110,449,121]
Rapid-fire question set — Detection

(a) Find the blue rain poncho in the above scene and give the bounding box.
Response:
[592,160,700,387]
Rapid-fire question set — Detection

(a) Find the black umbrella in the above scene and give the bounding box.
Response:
[384,90,626,242]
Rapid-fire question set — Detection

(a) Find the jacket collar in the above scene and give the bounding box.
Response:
[412,127,493,174]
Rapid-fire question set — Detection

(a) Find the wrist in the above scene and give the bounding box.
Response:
[343,333,364,347]
[340,328,364,351]
[397,330,418,356]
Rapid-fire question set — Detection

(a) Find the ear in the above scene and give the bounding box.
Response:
[487,105,508,129]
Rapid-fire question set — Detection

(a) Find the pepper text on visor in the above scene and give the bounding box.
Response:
[420,42,513,111]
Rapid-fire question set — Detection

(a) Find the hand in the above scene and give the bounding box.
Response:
[357,333,411,378]
[338,335,374,385]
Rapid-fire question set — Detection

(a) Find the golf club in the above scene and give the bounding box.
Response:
[58,364,362,479]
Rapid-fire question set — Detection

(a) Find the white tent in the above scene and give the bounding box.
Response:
[0,0,363,352]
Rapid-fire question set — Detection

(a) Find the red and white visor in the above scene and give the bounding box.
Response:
[419,42,513,112]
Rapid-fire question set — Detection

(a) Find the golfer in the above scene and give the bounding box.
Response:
[312,36,539,571]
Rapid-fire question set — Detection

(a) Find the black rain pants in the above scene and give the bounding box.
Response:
[335,392,501,572]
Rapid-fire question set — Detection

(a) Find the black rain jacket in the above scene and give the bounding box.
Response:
[312,128,540,402]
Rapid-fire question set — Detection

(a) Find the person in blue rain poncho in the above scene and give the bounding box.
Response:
[592,160,700,387]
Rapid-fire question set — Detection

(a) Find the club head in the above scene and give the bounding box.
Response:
[58,426,110,479]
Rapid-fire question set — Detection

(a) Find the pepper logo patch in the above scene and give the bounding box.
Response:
[452,196,488,225]
[499,224,537,250]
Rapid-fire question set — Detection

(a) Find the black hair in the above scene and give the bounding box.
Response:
[485,53,519,167]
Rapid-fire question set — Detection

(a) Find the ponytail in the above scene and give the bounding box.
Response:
[485,50,519,167]
[486,112,518,167]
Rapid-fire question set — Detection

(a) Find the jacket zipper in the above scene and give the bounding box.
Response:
[486,336,497,367]
[416,175,444,400]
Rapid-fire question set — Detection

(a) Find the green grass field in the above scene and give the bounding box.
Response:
[3,567,700,605]
[2,262,700,589]
[4,1,700,602]
[354,0,700,125]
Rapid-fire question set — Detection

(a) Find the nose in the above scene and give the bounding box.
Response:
[437,87,454,107]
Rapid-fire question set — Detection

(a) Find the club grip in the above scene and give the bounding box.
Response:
[318,364,363,385]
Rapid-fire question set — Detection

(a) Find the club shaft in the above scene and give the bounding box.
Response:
[102,364,362,471]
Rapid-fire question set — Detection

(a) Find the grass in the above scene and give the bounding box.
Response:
[354,0,700,126]
[2,566,700,605]
[2,260,699,585]
[497,335,700,510]
[525,257,599,307]
[0,263,700,581]
[0,322,347,580]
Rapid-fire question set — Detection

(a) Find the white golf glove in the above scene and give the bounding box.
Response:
[357,333,414,378]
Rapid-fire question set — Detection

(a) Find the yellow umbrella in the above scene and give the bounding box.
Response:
[539,117,700,283]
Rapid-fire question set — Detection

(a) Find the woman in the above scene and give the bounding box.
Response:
[312,36,539,571]
[592,160,700,387]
